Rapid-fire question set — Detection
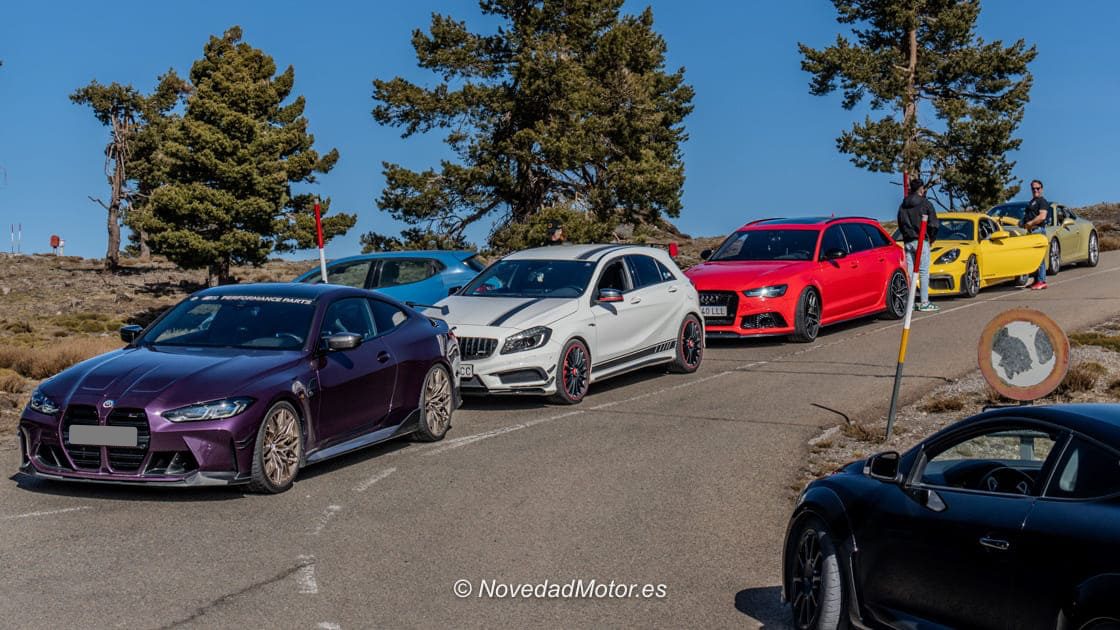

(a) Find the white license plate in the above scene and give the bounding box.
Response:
[458,364,474,378]
[700,305,728,317]
[69,425,138,448]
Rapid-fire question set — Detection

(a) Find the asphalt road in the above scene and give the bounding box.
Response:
[2,252,1119,629]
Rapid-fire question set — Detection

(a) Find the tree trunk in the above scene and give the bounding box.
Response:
[138,228,151,261]
[901,25,919,175]
[105,201,120,270]
[209,259,233,286]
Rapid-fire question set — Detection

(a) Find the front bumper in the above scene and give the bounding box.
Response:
[455,327,562,395]
[697,290,796,338]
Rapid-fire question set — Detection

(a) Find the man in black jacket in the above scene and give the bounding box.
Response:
[897,177,941,312]
[1020,179,1050,289]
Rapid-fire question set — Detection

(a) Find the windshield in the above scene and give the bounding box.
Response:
[938,219,976,241]
[461,259,595,298]
[142,295,316,350]
[989,204,1025,221]
[710,229,819,261]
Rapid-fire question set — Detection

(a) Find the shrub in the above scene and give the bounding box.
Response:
[1070,332,1120,353]
[1055,361,1107,396]
[0,337,122,379]
[1109,379,1120,397]
[1100,234,1120,253]
[51,312,124,334]
[0,369,25,393]
[920,395,966,413]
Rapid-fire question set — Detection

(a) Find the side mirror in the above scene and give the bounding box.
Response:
[119,325,143,343]
[864,451,902,483]
[989,230,1010,241]
[822,248,847,261]
[597,288,624,303]
[1062,217,1075,227]
[325,333,363,352]
[700,249,712,260]
[448,286,462,296]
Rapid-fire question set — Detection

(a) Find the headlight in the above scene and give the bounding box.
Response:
[163,397,253,422]
[29,390,61,415]
[743,284,788,298]
[500,326,552,354]
[935,249,961,265]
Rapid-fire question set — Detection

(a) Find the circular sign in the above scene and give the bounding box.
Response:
[977,309,1069,401]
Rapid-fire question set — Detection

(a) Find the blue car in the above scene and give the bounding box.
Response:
[294,251,484,307]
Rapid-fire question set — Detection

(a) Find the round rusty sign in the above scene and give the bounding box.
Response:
[977,308,1069,401]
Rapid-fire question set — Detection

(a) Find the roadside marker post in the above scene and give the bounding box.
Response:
[886,215,927,441]
[314,201,329,284]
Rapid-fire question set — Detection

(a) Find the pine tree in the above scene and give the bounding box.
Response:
[800,0,1035,209]
[146,27,354,284]
[369,0,693,249]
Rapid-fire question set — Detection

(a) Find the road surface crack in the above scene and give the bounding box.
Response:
[153,559,312,629]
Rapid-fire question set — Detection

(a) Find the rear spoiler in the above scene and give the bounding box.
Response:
[645,242,680,258]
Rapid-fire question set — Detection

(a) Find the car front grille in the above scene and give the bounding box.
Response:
[741,312,787,329]
[107,408,150,471]
[460,337,498,360]
[63,405,102,469]
[699,291,738,326]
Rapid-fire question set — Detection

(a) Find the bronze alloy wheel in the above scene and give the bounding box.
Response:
[423,366,453,437]
[262,405,302,487]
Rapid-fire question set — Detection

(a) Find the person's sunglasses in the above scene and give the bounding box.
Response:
[1031,186,1041,191]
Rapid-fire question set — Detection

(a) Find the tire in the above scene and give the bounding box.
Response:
[788,517,846,630]
[881,270,908,319]
[789,288,821,343]
[668,314,704,373]
[413,364,453,442]
[1048,238,1061,275]
[960,256,980,298]
[1087,231,1100,267]
[1080,620,1120,630]
[247,401,304,494]
[549,338,591,404]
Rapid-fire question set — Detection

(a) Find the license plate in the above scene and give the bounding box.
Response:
[700,305,728,317]
[69,425,138,448]
[458,364,474,378]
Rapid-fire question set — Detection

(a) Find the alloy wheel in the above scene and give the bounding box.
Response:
[1089,233,1100,265]
[1050,240,1061,273]
[805,291,821,339]
[562,344,589,399]
[890,273,908,315]
[965,258,980,296]
[792,528,824,628]
[262,405,301,487]
[424,367,453,436]
[682,320,703,367]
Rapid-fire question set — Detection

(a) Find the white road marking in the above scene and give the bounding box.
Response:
[353,467,397,493]
[0,506,91,521]
[317,624,341,630]
[296,555,318,594]
[310,505,342,536]
[424,410,584,456]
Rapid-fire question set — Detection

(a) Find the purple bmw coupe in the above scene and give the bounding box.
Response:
[18,284,460,493]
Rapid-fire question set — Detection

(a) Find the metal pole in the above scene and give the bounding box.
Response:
[17,223,21,254]
[314,201,329,283]
[886,215,927,441]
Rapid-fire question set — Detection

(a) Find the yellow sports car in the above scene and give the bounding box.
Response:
[922,213,1049,297]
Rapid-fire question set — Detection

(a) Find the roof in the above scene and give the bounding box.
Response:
[737,216,882,230]
[502,244,655,262]
[937,212,986,221]
[317,250,475,265]
[195,282,360,301]
[970,403,1120,447]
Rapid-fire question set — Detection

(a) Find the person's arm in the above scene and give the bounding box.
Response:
[897,209,915,241]
[1027,198,1049,228]
[924,202,939,243]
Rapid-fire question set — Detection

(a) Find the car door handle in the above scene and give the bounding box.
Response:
[377,351,391,363]
[630,297,642,304]
[979,537,1010,551]
[668,286,678,293]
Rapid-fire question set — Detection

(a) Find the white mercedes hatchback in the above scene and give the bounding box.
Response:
[427,244,703,404]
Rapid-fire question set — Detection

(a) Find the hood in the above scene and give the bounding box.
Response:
[900,192,926,210]
[41,346,301,410]
[428,295,579,329]
[685,260,809,290]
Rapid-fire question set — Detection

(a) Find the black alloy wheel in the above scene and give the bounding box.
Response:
[790,288,821,343]
[669,314,704,373]
[550,339,590,404]
[789,519,844,630]
[883,270,908,318]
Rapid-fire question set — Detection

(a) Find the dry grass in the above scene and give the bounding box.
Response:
[1109,379,1120,397]
[1056,361,1107,396]
[0,369,26,393]
[840,422,884,442]
[980,385,1009,406]
[1099,234,1120,253]
[0,337,122,379]
[919,395,966,413]
[1070,332,1120,353]
[51,312,124,334]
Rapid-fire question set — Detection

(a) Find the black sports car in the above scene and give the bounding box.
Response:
[783,403,1120,630]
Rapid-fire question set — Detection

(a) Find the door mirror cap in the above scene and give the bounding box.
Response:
[119,324,143,344]
[700,249,712,260]
[325,333,363,352]
[865,451,902,483]
[989,230,1010,241]
[597,288,624,303]
[822,248,847,261]
[1062,217,1075,227]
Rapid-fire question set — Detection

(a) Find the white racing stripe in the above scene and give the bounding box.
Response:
[353,467,397,493]
[0,506,91,521]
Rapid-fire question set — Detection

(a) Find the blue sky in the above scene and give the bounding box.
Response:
[1,1,1117,258]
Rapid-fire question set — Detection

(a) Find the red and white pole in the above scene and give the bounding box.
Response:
[314,201,329,283]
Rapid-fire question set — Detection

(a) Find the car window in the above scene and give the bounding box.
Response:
[596,258,632,293]
[321,298,377,339]
[841,224,875,253]
[368,299,409,335]
[919,426,1059,496]
[711,230,818,261]
[818,226,848,259]
[1046,436,1120,500]
[860,224,892,248]
[1056,206,1069,223]
[147,298,314,350]
[626,255,666,289]
[375,259,443,288]
[655,259,677,282]
[309,259,371,288]
[978,218,995,240]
